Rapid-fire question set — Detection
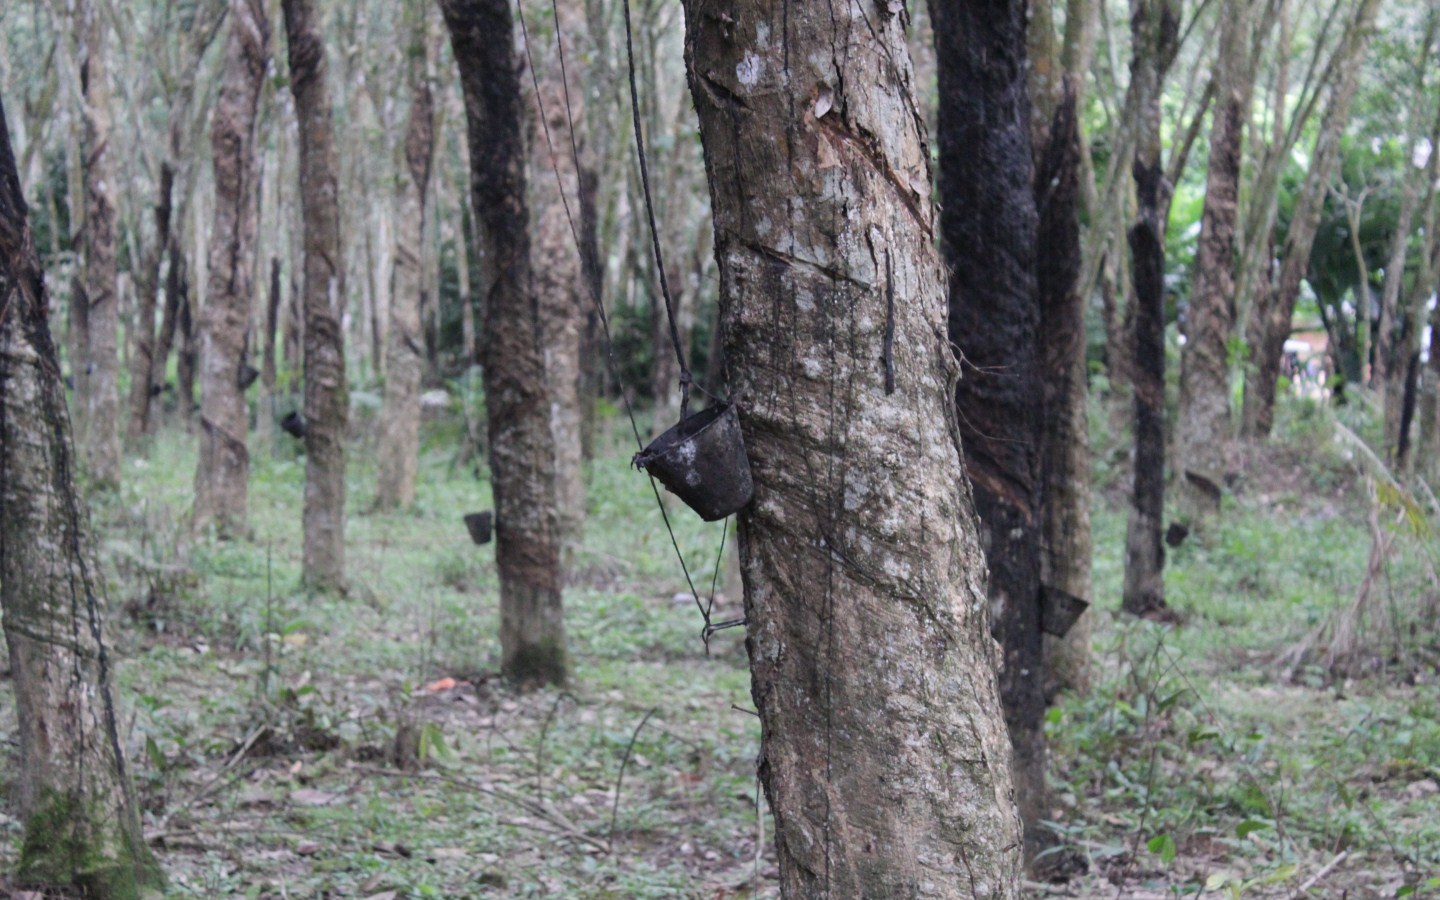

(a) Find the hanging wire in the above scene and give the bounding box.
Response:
[512,0,734,650]
[618,0,692,418]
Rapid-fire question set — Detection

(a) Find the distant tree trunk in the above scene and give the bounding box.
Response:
[442,0,567,685]
[0,92,164,898]
[684,1,1022,894]
[1241,0,1379,438]
[1034,0,1097,698]
[1176,0,1253,529]
[284,0,348,591]
[125,162,171,446]
[78,0,121,488]
[194,0,269,538]
[1121,0,1179,618]
[257,256,281,448]
[524,0,591,551]
[376,20,434,512]
[152,244,182,419]
[175,251,197,423]
[932,0,1047,864]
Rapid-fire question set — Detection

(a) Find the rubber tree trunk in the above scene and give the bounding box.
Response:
[1176,0,1253,530]
[1031,0,1097,700]
[1035,84,1095,699]
[77,0,121,489]
[284,0,349,592]
[194,0,269,539]
[0,92,164,899]
[376,19,434,512]
[931,0,1048,865]
[441,0,568,686]
[683,1,1022,894]
[125,162,171,447]
[1121,0,1179,619]
[522,0,590,551]
[1241,0,1378,439]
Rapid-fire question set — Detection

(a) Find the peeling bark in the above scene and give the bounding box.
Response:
[442,0,567,686]
[194,0,269,538]
[684,1,1022,894]
[284,0,349,591]
[0,91,163,900]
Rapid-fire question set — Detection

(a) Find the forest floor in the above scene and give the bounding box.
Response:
[0,392,1437,898]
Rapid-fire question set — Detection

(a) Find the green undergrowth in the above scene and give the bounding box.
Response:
[0,390,1434,897]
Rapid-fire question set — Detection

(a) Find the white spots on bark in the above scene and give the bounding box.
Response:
[755,21,770,48]
[801,356,823,380]
[736,52,762,88]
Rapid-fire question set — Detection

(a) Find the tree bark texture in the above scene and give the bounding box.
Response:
[1241,0,1378,438]
[442,0,568,686]
[125,162,172,447]
[1176,0,1252,529]
[932,0,1048,865]
[376,34,434,512]
[1121,0,1178,618]
[0,93,163,899]
[77,0,121,488]
[522,0,590,550]
[194,0,269,539]
[284,0,349,591]
[1034,85,1094,698]
[683,2,1022,895]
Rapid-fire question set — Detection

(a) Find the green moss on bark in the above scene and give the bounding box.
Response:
[18,788,164,899]
[504,638,568,686]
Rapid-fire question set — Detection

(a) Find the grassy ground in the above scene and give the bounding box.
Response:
[0,393,1436,898]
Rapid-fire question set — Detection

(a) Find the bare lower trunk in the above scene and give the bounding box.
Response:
[1121,0,1178,618]
[0,93,163,898]
[1035,84,1094,698]
[685,2,1021,894]
[284,0,348,591]
[442,0,567,685]
[78,0,120,489]
[1176,0,1252,529]
[376,34,434,512]
[1242,0,1378,438]
[194,0,269,538]
[933,0,1048,864]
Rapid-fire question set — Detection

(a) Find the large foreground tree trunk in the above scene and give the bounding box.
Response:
[932,0,1048,864]
[283,0,348,591]
[77,0,121,489]
[0,92,163,899]
[442,0,568,686]
[683,1,1022,894]
[376,15,434,512]
[194,0,269,538]
[1241,0,1378,438]
[1176,0,1253,529]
